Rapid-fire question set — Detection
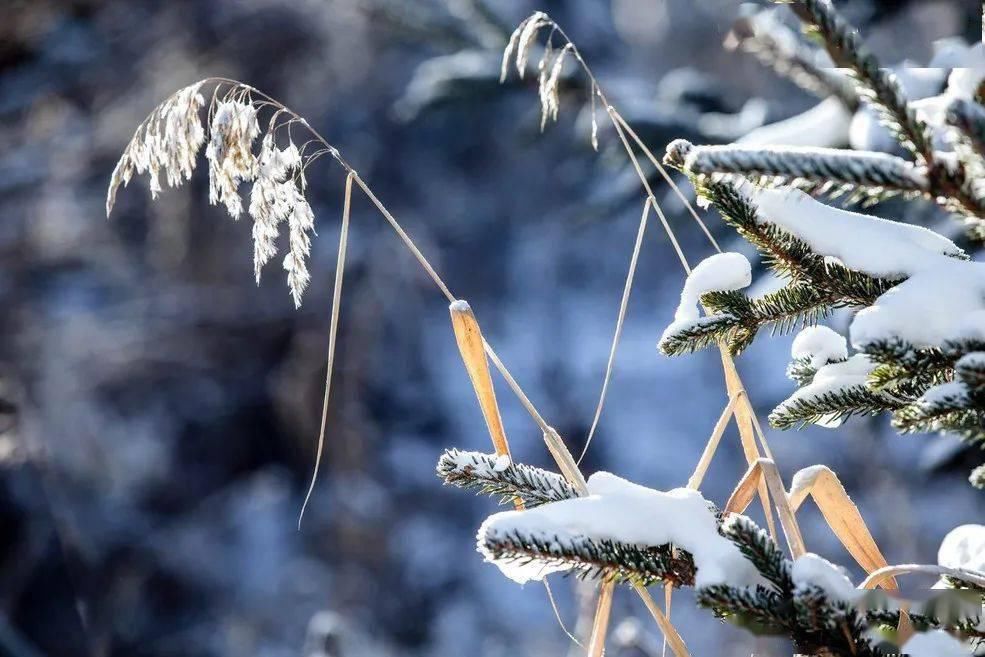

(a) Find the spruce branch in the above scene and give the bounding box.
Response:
[776,0,932,161]
[721,515,793,594]
[770,384,902,430]
[436,449,577,507]
[682,145,928,203]
[787,355,838,387]
[480,528,697,588]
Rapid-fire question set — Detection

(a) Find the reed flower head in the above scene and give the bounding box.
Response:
[206,98,260,219]
[106,81,206,217]
[107,79,326,306]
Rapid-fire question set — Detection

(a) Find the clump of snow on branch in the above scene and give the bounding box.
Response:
[791,553,863,604]
[739,97,852,148]
[476,471,761,589]
[938,524,985,573]
[739,183,962,278]
[737,183,985,351]
[791,326,848,369]
[773,354,876,429]
[659,252,751,343]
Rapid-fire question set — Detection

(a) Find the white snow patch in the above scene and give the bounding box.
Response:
[788,465,832,499]
[739,97,852,148]
[902,630,971,657]
[792,553,862,603]
[917,381,969,407]
[956,352,985,370]
[477,471,762,588]
[850,259,985,349]
[673,252,752,324]
[774,354,876,428]
[791,326,848,369]
[938,524,985,573]
[493,454,511,472]
[739,183,963,279]
[947,42,985,101]
[737,182,985,351]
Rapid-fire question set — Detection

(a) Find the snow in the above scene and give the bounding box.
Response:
[739,97,852,148]
[476,471,763,588]
[737,182,985,351]
[791,326,848,369]
[947,42,985,101]
[673,252,752,324]
[791,553,862,603]
[739,183,963,279]
[902,630,971,657]
[938,524,985,573]
[956,352,985,370]
[850,259,985,349]
[773,354,876,428]
[917,381,968,407]
[493,454,511,472]
[788,465,831,499]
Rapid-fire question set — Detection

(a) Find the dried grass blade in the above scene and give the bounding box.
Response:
[787,466,893,584]
[299,172,354,529]
[686,394,738,490]
[579,197,651,465]
[449,300,511,459]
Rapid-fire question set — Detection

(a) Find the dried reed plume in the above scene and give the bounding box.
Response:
[108,79,327,307]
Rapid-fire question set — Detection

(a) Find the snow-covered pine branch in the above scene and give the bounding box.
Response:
[777,0,932,162]
[657,170,985,464]
[777,0,985,229]
[681,143,928,205]
[436,449,578,507]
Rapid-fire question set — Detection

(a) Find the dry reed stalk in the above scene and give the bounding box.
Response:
[587,582,615,657]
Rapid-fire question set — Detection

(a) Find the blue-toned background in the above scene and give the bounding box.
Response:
[1,1,981,655]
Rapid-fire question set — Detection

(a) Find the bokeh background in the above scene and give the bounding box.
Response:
[1,1,983,656]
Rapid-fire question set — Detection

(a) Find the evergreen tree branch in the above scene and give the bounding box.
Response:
[480,528,697,588]
[770,384,903,430]
[682,145,928,202]
[776,0,932,161]
[436,449,578,507]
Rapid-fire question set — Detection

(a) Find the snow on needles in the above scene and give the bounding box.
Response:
[738,183,985,350]
[673,252,752,323]
[791,326,848,368]
[773,354,876,428]
[476,471,762,589]
[659,252,751,344]
[791,553,862,604]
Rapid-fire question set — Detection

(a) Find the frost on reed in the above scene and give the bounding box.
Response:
[107,80,320,307]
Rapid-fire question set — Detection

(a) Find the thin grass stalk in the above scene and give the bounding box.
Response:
[298,171,353,528]
[579,197,652,464]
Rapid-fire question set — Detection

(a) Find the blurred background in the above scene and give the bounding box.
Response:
[1,0,983,655]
